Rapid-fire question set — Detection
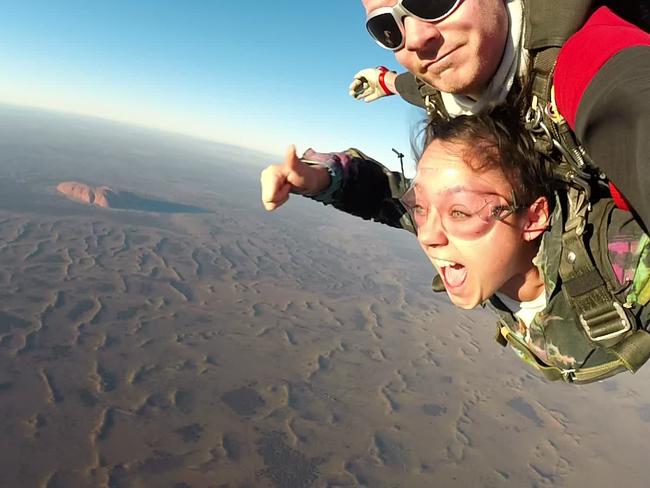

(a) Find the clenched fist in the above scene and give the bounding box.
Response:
[348,67,396,103]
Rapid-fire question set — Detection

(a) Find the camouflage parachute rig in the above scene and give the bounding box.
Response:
[397,0,650,383]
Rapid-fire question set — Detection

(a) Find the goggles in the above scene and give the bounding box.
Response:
[400,182,520,241]
[366,0,462,51]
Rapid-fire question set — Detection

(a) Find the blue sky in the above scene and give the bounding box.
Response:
[0,0,423,172]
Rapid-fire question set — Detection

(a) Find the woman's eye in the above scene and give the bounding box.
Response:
[450,209,470,219]
[490,206,506,219]
[412,204,426,216]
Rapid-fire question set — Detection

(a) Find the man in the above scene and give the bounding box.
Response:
[262,0,650,227]
[357,0,516,113]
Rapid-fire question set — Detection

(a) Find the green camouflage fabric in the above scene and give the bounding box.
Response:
[489,195,650,381]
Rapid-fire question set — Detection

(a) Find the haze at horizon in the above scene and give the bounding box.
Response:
[0,0,420,172]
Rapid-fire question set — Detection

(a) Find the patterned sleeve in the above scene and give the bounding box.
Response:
[299,147,415,233]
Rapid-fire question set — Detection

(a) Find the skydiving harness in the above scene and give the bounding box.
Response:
[423,0,650,382]
[495,192,650,384]
[498,0,650,382]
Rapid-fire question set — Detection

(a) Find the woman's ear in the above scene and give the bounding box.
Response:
[522,196,550,241]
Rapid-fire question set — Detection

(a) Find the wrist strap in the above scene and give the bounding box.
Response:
[376,66,393,96]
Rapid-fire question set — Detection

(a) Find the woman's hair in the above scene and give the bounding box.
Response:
[415,103,556,208]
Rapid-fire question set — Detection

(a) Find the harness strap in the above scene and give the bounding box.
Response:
[527,47,595,181]
[609,330,650,373]
[560,232,633,347]
[498,325,565,381]
[415,78,449,119]
[523,0,594,51]
[498,325,636,384]
[530,47,559,104]
[559,189,636,347]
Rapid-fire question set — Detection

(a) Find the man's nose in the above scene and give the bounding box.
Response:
[402,16,442,52]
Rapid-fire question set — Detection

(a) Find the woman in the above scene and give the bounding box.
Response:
[260,106,650,383]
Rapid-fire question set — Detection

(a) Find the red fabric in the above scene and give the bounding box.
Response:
[554,7,650,129]
[609,182,632,211]
[376,66,393,95]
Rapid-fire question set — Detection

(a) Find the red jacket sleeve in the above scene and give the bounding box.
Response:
[553,7,650,229]
[554,7,650,129]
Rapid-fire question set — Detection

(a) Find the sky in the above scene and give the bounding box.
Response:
[0,0,424,173]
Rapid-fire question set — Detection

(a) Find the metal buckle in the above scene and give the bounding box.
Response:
[561,369,576,383]
[424,94,446,119]
[579,301,632,342]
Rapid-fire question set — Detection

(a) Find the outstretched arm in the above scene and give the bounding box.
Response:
[260,147,413,232]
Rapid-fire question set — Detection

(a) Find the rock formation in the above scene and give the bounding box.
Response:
[57,182,206,213]
[56,182,116,208]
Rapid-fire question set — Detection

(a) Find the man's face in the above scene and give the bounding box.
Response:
[412,140,536,309]
[362,0,509,97]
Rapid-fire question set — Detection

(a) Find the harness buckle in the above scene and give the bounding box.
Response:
[579,301,632,343]
[561,369,576,383]
[423,94,447,120]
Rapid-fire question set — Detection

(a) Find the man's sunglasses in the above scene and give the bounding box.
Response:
[366,0,462,51]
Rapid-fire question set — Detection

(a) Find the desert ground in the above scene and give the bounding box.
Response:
[0,105,649,487]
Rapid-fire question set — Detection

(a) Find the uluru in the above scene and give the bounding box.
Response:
[56,180,206,213]
[57,181,116,208]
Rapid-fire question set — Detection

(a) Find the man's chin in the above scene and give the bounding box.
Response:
[418,68,481,97]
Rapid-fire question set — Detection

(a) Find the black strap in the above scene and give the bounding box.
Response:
[524,0,595,50]
[530,47,560,104]
[559,191,634,347]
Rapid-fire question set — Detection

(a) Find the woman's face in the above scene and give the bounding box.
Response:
[408,139,540,309]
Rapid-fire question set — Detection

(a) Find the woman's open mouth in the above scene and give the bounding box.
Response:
[434,258,468,290]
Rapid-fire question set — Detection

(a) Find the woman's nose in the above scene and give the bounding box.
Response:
[416,209,448,248]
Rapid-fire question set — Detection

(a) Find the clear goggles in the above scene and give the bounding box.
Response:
[366,0,462,51]
[399,179,520,240]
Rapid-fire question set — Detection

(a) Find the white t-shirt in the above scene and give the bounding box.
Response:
[495,290,547,335]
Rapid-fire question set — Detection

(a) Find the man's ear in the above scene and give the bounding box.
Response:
[522,196,550,242]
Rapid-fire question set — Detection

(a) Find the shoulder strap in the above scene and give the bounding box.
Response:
[524,0,594,105]
[524,0,595,50]
[393,73,450,119]
[559,189,630,346]
[415,78,449,119]
[523,0,599,177]
[558,188,650,373]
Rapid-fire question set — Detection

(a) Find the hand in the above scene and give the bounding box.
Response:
[260,145,331,211]
[348,67,395,103]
